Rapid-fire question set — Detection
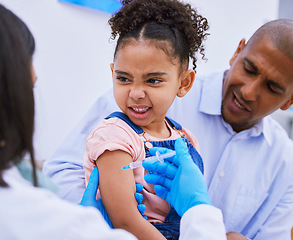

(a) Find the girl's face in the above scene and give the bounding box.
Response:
[111,40,193,134]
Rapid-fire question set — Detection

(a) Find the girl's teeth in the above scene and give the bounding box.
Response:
[234,98,244,109]
[132,107,149,113]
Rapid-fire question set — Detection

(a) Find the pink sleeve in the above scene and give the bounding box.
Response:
[83,118,145,183]
[182,127,200,153]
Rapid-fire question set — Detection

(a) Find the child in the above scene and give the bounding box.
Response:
[83,0,209,239]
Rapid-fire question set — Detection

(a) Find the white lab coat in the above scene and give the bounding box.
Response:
[0,166,226,239]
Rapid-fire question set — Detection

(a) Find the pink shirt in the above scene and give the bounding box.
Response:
[83,117,199,223]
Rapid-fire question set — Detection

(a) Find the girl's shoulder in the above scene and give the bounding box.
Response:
[87,117,141,145]
[181,127,200,152]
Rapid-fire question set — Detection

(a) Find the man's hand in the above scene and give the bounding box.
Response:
[226,232,251,240]
[80,167,146,228]
[143,137,211,217]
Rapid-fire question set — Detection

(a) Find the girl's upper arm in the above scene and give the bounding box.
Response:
[96,150,166,240]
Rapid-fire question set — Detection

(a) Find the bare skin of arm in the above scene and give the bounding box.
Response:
[96,150,166,240]
[226,232,250,240]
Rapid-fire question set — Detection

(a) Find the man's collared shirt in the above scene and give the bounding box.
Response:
[168,70,293,239]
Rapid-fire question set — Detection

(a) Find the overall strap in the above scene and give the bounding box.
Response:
[105,111,144,134]
[165,116,182,130]
[106,112,183,133]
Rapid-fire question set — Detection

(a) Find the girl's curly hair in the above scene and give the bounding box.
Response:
[108,0,209,72]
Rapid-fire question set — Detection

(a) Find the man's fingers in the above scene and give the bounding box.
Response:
[144,174,172,190]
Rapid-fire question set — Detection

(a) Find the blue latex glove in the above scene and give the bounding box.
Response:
[143,137,211,217]
[80,167,146,228]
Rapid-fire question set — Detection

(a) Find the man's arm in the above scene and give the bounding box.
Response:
[42,89,118,203]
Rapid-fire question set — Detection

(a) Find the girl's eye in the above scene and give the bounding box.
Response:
[147,78,162,84]
[117,76,130,83]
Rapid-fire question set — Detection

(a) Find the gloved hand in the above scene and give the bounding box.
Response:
[80,167,146,228]
[143,137,211,217]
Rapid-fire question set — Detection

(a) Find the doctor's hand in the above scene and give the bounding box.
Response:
[143,137,211,217]
[80,167,146,228]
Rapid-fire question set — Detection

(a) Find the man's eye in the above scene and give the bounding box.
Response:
[267,83,280,94]
[243,66,255,75]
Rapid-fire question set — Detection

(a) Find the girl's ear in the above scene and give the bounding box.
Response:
[280,96,293,111]
[177,69,195,97]
[110,63,114,75]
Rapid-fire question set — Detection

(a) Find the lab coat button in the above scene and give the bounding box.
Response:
[219,171,225,178]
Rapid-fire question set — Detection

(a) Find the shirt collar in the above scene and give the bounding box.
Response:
[198,69,272,145]
[199,70,224,116]
[262,116,273,146]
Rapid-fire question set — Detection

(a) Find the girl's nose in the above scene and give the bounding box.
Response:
[129,86,145,100]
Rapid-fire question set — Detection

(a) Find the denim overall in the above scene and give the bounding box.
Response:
[105,112,204,240]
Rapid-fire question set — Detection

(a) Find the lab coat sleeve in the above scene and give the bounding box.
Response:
[1,167,137,240]
[42,88,119,203]
[64,205,138,240]
[179,205,227,240]
[54,202,138,240]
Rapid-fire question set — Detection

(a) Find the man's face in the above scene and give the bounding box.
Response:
[222,37,293,132]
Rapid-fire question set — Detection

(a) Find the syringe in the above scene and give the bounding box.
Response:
[122,150,176,170]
